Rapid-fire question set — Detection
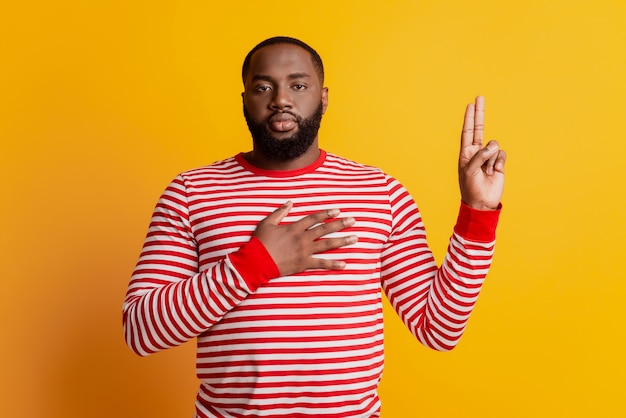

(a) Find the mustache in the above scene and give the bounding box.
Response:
[242,104,300,123]
[268,110,298,120]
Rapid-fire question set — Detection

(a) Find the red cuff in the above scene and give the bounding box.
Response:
[453,201,502,242]
[227,236,280,291]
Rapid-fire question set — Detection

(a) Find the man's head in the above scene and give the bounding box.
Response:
[241,37,328,162]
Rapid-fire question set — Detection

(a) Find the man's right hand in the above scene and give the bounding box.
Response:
[253,201,357,276]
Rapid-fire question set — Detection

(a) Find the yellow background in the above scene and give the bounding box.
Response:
[2,1,625,417]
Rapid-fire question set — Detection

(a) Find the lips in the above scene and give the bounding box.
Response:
[268,113,297,132]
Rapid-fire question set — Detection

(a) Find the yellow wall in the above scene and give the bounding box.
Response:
[2,1,625,417]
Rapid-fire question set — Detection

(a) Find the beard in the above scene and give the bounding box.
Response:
[243,102,324,162]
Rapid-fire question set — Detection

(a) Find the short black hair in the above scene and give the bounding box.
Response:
[241,36,324,84]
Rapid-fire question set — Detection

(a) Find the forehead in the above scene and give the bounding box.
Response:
[246,43,317,81]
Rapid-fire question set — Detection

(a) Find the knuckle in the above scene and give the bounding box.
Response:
[313,258,326,269]
[323,239,335,249]
[315,222,332,235]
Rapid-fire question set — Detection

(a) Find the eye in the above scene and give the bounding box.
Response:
[293,84,306,90]
[255,85,271,92]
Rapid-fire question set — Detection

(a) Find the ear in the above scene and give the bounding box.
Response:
[321,87,329,114]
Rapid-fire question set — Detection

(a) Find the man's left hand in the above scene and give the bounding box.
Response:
[458,96,506,210]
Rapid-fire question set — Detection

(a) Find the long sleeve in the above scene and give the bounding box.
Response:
[122,153,502,417]
[122,175,279,356]
[381,176,500,351]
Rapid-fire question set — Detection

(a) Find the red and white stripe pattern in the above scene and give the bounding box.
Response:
[123,150,499,418]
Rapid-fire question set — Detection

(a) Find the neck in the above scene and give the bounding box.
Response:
[243,142,321,171]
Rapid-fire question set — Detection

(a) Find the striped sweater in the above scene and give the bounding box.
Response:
[123,150,500,418]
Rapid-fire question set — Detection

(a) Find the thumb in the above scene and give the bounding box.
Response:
[466,141,499,173]
[263,201,293,225]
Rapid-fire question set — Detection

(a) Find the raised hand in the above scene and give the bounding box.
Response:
[253,201,358,276]
[458,96,506,210]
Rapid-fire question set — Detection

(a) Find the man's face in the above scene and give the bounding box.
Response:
[242,43,328,161]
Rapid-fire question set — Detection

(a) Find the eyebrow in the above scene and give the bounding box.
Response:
[251,72,312,82]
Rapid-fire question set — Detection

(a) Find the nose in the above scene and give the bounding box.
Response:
[270,86,293,110]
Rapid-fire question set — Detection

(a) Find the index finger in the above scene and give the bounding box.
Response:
[294,208,341,231]
[461,101,475,149]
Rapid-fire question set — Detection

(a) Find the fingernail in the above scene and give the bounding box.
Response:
[347,235,358,244]
[328,208,340,216]
[345,217,355,226]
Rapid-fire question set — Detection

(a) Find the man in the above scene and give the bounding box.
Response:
[123,36,506,418]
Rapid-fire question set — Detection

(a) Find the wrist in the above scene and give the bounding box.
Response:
[467,203,499,211]
[461,200,500,211]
